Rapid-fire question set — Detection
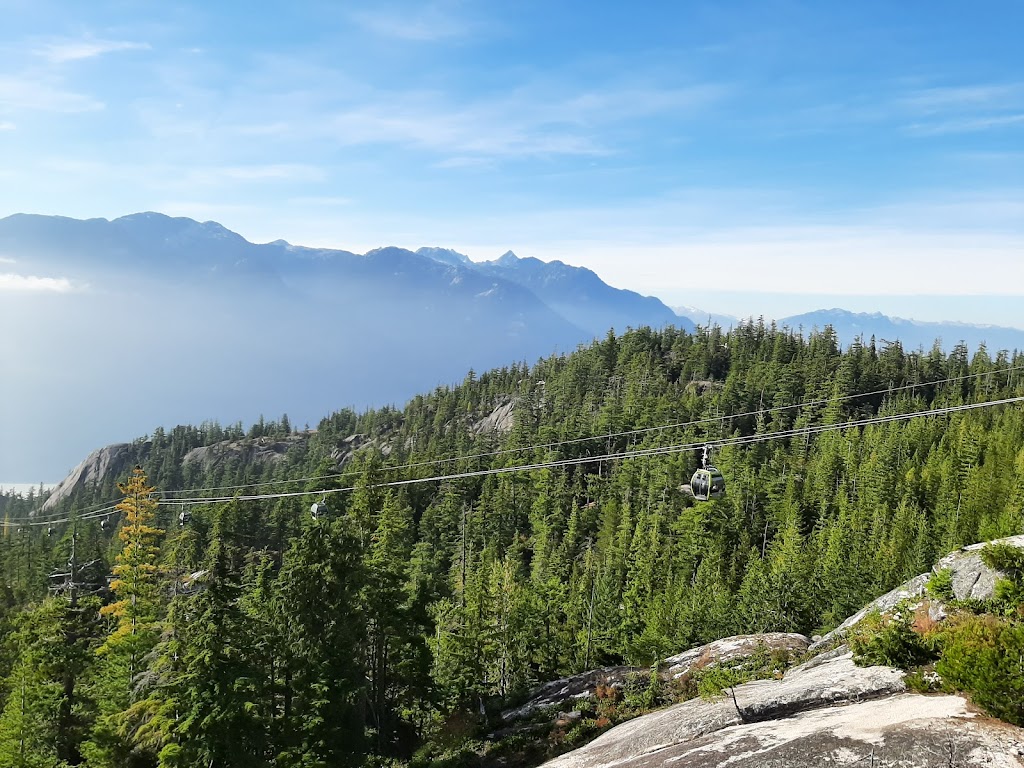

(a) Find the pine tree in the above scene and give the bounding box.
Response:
[0,603,69,768]
[275,512,366,766]
[173,504,269,767]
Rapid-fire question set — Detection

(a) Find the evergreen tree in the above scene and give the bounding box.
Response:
[85,466,165,768]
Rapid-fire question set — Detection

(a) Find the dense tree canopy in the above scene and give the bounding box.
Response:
[2,321,1023,765]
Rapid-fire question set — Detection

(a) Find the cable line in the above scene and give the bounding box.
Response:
[153,363,1024,499]
[7,365,1022,528]
[140,394,1024,509]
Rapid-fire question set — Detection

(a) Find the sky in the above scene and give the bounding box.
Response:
[1,1,1023,325]
[2,1,1024,484]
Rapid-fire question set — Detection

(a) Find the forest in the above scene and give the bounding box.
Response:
[1,320,1023,767]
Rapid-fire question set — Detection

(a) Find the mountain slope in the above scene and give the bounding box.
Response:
[673,305,740,330]
[0,212,683,481]
[777,308,1024,353]
[475,250,687,337]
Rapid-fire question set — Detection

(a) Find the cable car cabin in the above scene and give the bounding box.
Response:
[688,467,726,501]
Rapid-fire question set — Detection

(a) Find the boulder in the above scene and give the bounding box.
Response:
[502,633,809,724]
[664,633,809,680]
[936,536,1024,601]
[501,666,641,723]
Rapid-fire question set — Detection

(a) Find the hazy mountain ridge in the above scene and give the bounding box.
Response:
[418,246,685,338]
[777,308,1024,354]
[673,305,740,330]
[474,251,681,339]
[0,212,676,482]
[674,304,1024,354]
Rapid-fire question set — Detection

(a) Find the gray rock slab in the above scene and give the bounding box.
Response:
[567,695,1024,768]
[542,650,909,768]
[501,666,641,722]
[505,633,810,724]
[664,633,810,680]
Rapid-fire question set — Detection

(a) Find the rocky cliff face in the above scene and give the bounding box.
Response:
[41,442,140,512]
[181,434,309,473]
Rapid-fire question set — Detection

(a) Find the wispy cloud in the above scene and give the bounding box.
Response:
[183,164,327,185]
[0,75,103,113]
[0,120,14,130]
[35,38,150,64]
[322,82,724,160]
[0,273,77,293]
[897,82,1024,136]
[773,82,1024,138]
[906,113,1024,136]
[898,84,1023,113]
[328,102,608,158]
[350,4,476,41]
[288,195,353,207]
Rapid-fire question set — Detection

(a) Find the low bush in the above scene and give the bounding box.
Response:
[937,612,1024,725]
[849,610,937,669]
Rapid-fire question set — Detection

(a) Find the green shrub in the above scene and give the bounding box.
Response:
[849,611,936,669]
[623,666,662,713]
[981,543,1024,614]
[927,568,955,602]
[936,613,1024,726]
[981,543,1024,578]
[695,666,744,699]
[903,668,940,693]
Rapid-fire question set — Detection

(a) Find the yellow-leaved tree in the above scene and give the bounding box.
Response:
[83,466,166,768]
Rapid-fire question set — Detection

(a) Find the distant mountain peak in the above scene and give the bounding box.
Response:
[496,250,519,264]
[417,247,474,267]
[777,308,1024,353]
[111,212,246,245]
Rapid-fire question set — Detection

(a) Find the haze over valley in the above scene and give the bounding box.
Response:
[5,212,1024,487]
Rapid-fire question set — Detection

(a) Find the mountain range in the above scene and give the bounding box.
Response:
[0,212,684,482]
[677,305,1024,355]
[3,211,1024,482]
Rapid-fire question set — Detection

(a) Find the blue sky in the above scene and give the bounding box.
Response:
[1,0,1023,325]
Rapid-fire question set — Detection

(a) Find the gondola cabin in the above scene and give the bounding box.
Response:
[689,467,726,501]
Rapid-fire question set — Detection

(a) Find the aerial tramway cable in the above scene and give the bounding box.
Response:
[5,367,1024,528]
[151,362,1024,499]
[117,394,1024,512]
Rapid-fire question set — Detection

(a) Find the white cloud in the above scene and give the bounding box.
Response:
[35,38,150,64]
[350,5,475,41]
[898,84,1023,113]
[0,120,14,130]
[0,76,103,113]
[894,82,1024,136]
[183,164,327,185]
[322,81,724,160]
[906,113,1024,136]
[0,273,76,293]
